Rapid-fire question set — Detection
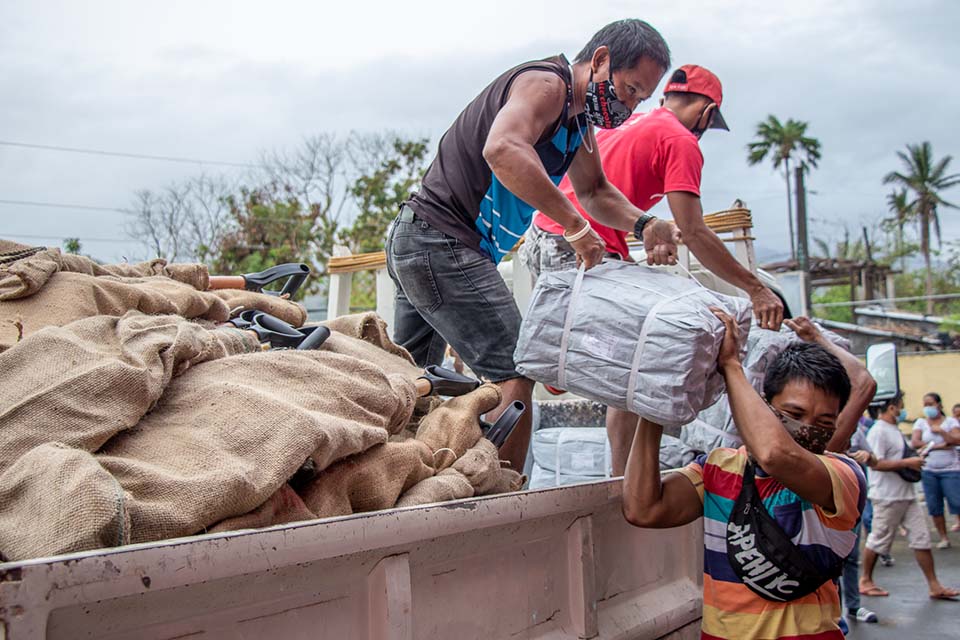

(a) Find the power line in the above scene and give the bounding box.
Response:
[3,232,131,244]
[0,198,129,213]
[0,140,261,169]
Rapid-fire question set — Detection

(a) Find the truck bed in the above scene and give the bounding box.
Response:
[0,479,702,640]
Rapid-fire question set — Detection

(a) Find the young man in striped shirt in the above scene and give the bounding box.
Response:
[623,314,874,639]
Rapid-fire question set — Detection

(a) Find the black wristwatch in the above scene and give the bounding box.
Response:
[633,214,656,240]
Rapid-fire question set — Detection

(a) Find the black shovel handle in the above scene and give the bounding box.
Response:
[243,263,311,297]
[296,326,331,350]
[482,400,526,448]
[418,365,481,396]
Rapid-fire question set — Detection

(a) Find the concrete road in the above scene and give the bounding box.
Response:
[845,526,960,638]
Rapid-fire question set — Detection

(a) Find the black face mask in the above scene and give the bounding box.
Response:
[689,104,714,139]
[584,70,632,129]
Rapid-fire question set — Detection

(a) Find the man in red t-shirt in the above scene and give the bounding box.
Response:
[519,65,784,473]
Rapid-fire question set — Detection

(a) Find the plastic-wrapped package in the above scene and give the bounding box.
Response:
[660,434,699,470]
[515,262,752,428]
[532,427,611,479]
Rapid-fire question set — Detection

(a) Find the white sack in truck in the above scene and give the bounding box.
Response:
[680,322,853,454]
[515,261,752,428]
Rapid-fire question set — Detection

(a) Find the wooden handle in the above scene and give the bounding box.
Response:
[415,378,432,397]
[208,275,247,290]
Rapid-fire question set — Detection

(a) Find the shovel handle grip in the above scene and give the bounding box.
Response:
[208,275,247,290]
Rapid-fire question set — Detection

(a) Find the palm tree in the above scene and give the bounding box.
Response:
[747,116,822,261]
[883,142,960,314]
[884,189,914,271]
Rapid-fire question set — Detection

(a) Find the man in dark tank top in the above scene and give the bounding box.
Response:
[385,19,681,470]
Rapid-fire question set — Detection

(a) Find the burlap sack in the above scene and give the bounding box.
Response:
[452,438,503,495]
[300,440,435,519]
[396,468,475,508]
[0,443,130,561]
[96,348,416,544]
[0,242,208,301]
[0,312,257,469]
[415,384,501,470]
[208,484,316,534]
[0,273,234,350]
[489,468,526,494]
[322,312,412,362]
[212,289,307,327]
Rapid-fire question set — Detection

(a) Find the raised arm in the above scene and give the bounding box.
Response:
[713,310,835,509]
[669,192,783,330]
[784,317,877,453]
[622,418,703,528]
[483,71,605,268]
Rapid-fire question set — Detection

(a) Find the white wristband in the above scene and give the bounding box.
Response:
[563,220,592,243]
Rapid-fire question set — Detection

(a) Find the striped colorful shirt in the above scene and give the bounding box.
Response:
[676,447,866,640]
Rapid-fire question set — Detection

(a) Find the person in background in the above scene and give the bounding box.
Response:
[858,393,959,600]
[951,403,960,532]
[519,64,783,474]
[911,392,960,548]
[623,313,871,640]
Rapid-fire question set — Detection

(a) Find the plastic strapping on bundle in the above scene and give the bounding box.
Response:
[557,264,587,390]
[625,289,704,414]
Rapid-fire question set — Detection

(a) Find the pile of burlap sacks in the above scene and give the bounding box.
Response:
[0,240,522,562]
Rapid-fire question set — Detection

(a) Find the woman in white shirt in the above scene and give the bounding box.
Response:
[912,392,960,548]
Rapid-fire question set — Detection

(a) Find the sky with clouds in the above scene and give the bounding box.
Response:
[1,0,958,263]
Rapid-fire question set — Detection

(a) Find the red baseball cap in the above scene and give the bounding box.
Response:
[663,64,729,131]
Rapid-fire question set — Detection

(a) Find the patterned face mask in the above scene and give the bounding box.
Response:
[768,404,834,455]
[584,70,632,129]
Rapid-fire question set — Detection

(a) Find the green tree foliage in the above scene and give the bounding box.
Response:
[338,137,430,309]
[883,141,960,314]
[63,237,82,254]
[747,116,821,261]
[339,137,430,253]
[210,191,322,298]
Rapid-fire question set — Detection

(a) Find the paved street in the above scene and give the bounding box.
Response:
[846,525,960,638]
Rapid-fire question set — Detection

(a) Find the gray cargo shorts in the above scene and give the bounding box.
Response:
[517,224,578,280]
[385,205,523,383]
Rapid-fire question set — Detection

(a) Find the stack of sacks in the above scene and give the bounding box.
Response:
[0,239,306,351]
[680,322,853,455]
[515,261,752,428]
[0,310,525,561]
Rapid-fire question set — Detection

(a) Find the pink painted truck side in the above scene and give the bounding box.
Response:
[0,478,703,639]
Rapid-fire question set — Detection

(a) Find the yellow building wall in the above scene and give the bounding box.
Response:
[897,351,960,425]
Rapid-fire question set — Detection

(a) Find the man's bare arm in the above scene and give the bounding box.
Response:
[622,418,702,528]
[668,192,783,329]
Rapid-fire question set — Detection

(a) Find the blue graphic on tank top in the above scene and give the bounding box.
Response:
[475,118,584,263]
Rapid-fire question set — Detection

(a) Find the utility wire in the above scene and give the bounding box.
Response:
[4,232,131,244]
[0,198,129,213]
[0,140,261,169]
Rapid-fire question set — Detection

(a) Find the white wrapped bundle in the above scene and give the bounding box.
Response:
[532,427,611,478]
[515,261,752,428]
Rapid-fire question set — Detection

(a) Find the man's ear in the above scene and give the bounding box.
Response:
[590,45,610,77]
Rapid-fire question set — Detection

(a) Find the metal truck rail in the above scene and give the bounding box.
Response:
[0,479,702,640]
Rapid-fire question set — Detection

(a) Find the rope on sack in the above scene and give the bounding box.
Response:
[432,447,457,467]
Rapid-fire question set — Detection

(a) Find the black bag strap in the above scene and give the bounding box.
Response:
[727,460,840,602]
[896,440,923,483]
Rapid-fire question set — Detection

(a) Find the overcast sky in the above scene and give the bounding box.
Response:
[1,0,958,263]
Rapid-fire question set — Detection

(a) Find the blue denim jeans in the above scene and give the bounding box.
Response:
[385,206,523,382]
[840,523,863,613]
[920,469,960,517]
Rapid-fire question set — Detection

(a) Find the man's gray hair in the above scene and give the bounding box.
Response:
[574,19,671,73]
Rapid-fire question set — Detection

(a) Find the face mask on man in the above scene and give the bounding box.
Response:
[897,408,908,422]
[923,406,940,420]
[584,69,632,129]
[769,404,833,455]
[689,103,715,139]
